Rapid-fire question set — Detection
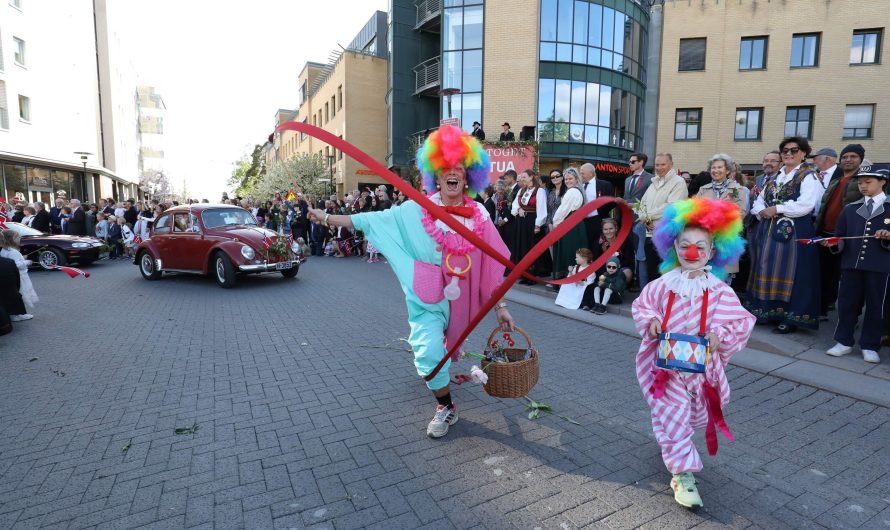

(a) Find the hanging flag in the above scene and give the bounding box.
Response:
[286,190,297,202]
[49,265,90,278]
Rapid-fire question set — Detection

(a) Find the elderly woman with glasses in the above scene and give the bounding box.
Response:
[697,153,749,277]
[746,136,822,334]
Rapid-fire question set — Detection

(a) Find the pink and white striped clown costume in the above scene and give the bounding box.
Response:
[631,198,755,507]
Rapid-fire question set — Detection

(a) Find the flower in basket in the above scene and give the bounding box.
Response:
[470,365,488,384]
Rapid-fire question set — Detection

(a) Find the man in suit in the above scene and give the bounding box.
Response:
[580,162,614,251]
[815,144,865,318]
[499,122,515,142]
[471,121,485,141]
[66,199,87,236]
[824,164,890,363]
[624,152,652,204]
[31,202,51,233]
[498,170,520,262]
[625,152,653,291]
[123,199,139,226]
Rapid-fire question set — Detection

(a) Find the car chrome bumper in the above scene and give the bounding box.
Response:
[238,259,302,273]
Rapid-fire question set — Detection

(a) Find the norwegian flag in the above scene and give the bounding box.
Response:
[133,233,143,245]
[0,209,8,229]
[50,265,90,278]
[262,230,273,250]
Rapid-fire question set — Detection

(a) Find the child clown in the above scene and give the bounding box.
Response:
[631,197,755,509]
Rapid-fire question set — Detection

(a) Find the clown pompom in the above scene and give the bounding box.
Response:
[631,197,755,509]
[307,125,515,440]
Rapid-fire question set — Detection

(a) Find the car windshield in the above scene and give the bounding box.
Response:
[200,208,257,229]
[4,222,44,237]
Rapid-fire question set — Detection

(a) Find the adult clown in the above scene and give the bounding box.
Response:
[307,125,515,439]
[632,198,755,508]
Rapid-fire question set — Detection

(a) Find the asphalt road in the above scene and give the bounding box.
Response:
[1,257,889,529]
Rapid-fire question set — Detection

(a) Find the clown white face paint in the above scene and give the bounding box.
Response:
[675,227,713,271]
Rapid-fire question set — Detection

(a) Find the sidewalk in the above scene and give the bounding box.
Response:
[506,282,890,408]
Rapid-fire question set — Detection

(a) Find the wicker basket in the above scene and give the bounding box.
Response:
[481,326,539,398]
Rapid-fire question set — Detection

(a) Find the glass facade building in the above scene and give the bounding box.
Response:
[440,0,484,128]
[537,0,648,162]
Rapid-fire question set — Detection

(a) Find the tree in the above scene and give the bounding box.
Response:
[228,144,266,197]
[139,170,173,201]
[257,153,328,200]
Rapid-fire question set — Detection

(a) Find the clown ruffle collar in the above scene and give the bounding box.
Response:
[661,267,723,300]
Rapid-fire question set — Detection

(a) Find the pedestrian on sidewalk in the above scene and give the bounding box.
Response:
[823,164,890,364]
[585,256,627,315]
[632,197,754,509]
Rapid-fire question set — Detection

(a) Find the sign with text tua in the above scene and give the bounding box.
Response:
[484,144,536,183]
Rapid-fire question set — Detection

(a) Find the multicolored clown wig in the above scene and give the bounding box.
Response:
[416,125,490,195]
[652,197,745,280]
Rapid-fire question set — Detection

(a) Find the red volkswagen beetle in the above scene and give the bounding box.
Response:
[135,204,303,288]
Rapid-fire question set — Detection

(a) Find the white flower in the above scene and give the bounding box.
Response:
[470,365,488,385]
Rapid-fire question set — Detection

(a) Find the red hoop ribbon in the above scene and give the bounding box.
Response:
[274,122,632,382]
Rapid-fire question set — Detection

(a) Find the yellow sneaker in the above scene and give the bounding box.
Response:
[671,472,703,508]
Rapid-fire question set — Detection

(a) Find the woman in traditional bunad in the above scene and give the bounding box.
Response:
[745,136,822,334]
[511,169,551,284]
[550,167,589,286]
[632,198,755,508]
[307,125,516,439]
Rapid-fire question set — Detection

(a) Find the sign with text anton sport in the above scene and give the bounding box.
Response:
[484,144,536,184]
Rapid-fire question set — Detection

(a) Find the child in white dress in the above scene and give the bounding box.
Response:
[1,229,38,319]
[554,248,595,310]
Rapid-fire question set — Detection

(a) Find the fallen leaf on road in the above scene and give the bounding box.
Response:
[28,357,38,362]
[174,421,199,435]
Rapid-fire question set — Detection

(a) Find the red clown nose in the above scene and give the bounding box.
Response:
[684,245,700,261]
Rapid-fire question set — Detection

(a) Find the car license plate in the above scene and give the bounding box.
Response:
[275,262,293,270]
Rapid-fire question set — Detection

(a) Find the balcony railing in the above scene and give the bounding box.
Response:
[415,0,441,30]
[413,56,440,95]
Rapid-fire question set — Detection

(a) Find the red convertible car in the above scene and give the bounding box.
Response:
[135,204,303,288]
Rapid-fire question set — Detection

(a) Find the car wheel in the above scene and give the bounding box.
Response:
[281,266,299,279]
[138,251,161,281]
[38,248,66,270]
[213,252,237,288]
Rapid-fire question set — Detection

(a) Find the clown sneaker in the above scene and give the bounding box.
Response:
[671,472,703,509]
[427,404,458,439]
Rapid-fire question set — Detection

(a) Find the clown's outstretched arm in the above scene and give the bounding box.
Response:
[308,209,354,230]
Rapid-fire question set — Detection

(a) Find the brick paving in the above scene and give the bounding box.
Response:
[1,258,889,529]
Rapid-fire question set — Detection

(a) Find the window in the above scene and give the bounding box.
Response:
[337,85,342,109]
[324,103,329,124]
[0,28,4,71]
[791,33,820,67]
[330,96,336,118]
[679,38,706,71]
[300,117,307,141]
[0,81,7,129]
[785,106,814,139]
[18,95,29,122]
[674,108,701,140]
[734,108,763,140]
[338,136,343,159]
[844,104,874,138]
[10,0,22,8]
[299,82,307,106]
[739,36,767,70]
[851,29,882,64]
[154,214,171,234]
[441,2,484,131]
[13,37,25,66]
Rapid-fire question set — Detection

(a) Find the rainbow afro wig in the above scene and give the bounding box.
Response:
[416,125,490,195]
[652,197,745,280]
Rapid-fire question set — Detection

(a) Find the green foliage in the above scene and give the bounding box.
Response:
[229,144,267,197]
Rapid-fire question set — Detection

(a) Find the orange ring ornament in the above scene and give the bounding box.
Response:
[443,253,471,300]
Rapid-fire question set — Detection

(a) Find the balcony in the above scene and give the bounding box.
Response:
[415,0,441,31]
[413,56,441,96]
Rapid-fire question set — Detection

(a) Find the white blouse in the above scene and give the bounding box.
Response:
[751,164,821,219]
[511,187,548,227]
[552,187,584,227]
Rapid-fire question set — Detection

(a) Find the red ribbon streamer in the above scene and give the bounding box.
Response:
[274,122,632,383]
[702,379,734,456]
[650,370,671,399]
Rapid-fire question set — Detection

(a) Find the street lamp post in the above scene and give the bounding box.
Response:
[327,154,336,197]
[73,151,92,201]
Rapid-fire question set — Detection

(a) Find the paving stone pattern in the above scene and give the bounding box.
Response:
[1,259,889,529]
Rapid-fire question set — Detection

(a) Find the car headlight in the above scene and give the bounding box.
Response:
[72,243,90,248]
[240,245,255,260]
[291,241,301,254]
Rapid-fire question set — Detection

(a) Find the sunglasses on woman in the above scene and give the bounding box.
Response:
[781,147,800,154]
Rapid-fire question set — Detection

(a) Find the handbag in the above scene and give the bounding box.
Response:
[771,217,794,242]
